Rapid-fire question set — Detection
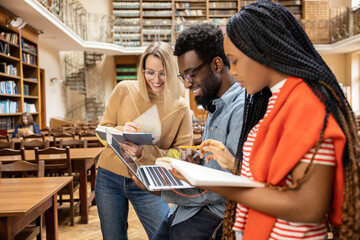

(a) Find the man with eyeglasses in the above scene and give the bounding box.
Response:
[152,23,246,240]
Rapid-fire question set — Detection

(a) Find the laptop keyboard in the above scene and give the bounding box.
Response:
[145,166,184,187]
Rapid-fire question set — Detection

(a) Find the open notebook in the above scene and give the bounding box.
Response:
[106,130,193,191]
[156,157,264,188]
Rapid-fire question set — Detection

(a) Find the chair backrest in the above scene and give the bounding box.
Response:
[78,132,101,147]
[60,139,88,148]
[0,134,9,142]
[0,140,14,150]
[0,148,25,160]
[21,139,50,150]
[53,133,75,147]
[23,134,45,142]
[34,146,72,176]
[0,160,45,178]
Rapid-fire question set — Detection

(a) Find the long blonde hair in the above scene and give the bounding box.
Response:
[137,41,184,104]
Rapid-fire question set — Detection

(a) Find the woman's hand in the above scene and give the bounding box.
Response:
[122,121,140,133]
[120,141,143,158]
[199,139,235,170]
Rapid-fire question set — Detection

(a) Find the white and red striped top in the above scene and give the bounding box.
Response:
[233,80,335,239]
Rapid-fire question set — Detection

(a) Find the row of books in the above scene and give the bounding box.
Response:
[175,3,193,8]
[142,29,172,35]
[176,10,204,16]
[114,10,140,17]
[113,2,140,9]
[116,67,137,72]
[0,116,15,130]
[115,41,141,47]
[23,102,36,113]
[143,11,172,17]
[143,19,172,26]
[23,84,29,96]
[21,39,37,54]
[114,33,141,41]
[0,81,18,95]
[143,2,172,8]
[0,63,17,76]
[0,32,18,45]
[0,100,18,114]
[116,75,137,80]
[114,18,140,25]
[209,9,237,15]
[113,26,141,33]
[22,53,37,65]
[209,2,237,8]
[0,42,10,56]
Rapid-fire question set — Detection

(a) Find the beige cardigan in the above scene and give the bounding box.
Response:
[97,80,193,178]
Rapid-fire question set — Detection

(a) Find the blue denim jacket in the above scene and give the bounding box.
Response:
[161,82,245,226]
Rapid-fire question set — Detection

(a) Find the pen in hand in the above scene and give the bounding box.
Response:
[126,120,140,132]
[179,145,225,150]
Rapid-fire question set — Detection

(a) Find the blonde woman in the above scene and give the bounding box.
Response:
[95,41,193,240]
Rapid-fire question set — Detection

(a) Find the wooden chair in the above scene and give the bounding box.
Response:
[34,146,78,226]
[0,134,10,142]
[21,139,50,150]
[0,148,25,160]
[0,160,44,178]
[78,132,101,147]
[52,133,75,147]
[0,140,15,149]
[23,134,46,142]
[0,160,45,240]
[60,139,88,148]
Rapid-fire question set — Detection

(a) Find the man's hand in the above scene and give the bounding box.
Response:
[127,168,161,196]
[180,149,201,165]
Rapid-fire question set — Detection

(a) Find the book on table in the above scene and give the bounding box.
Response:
[96,125,153,145]
[155,157,264,188]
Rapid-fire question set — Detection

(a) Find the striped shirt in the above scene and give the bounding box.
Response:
[233,80,335,239]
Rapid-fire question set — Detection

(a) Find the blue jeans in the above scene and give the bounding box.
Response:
[95,167,170,240]
[152,206,223,240]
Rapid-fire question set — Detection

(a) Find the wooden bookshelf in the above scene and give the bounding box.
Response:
[113,0,304,47]
[113,0,141,47]
[0,7,42,131]
[114,55,140,86]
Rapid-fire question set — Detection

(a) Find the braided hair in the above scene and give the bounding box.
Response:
[223,1,360,239]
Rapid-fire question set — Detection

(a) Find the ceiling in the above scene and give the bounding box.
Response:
[0,0,145,55]
[1,0,360,55]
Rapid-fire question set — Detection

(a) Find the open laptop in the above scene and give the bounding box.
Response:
[106,130,193,191]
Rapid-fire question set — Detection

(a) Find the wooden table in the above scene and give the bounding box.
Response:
[0,147,104,224]
[0,177,73,240]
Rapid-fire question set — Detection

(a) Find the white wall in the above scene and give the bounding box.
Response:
[38,41,67,126]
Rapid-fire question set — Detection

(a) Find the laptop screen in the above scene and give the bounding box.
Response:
[110,134,139,175]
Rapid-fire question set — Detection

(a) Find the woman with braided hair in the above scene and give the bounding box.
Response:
[194,1,360,239]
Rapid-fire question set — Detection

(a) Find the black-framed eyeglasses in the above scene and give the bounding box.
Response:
[177,59,211,85]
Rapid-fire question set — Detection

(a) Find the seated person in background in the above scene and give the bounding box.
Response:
[12,112,41,137]
[151,23,246,240]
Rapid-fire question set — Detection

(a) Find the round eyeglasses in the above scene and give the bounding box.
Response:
[143,69,166,80]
